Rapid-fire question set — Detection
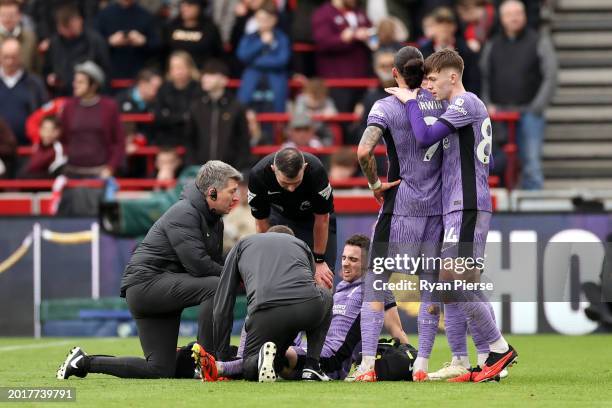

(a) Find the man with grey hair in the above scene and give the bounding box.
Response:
[480,0,557,190]
[57,160,242,380]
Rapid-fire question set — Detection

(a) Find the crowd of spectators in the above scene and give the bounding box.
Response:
[0,0,554,190]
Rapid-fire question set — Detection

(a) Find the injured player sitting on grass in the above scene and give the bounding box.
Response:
[192,234,416,381]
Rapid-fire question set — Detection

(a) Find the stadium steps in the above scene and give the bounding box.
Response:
[553,32,612,49]
[543,160,612,179]
[552,12,612,32]
[557,68,612,86]
[544,178,612,190]
[555,0,612,12]
[546,106,612,122]
[542,142,612,159]
[546,123,612,140]
[553,86,612,105]
[542,1,612,189]
[557,50,612,68]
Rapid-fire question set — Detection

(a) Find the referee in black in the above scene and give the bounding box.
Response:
[248,147,336,288]
[57,160,242,379]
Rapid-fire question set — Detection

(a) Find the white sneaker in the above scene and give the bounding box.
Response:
[258,342,277,383]
[427,362,469,381]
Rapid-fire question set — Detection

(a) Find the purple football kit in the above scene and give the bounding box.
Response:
[362,89,446,360]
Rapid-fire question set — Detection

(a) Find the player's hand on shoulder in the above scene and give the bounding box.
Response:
[384,87,418,104]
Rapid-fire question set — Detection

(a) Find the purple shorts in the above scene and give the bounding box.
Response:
[366,214,443,303]
[441,210,491,260]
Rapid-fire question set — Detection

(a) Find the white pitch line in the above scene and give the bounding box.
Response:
[0,340,72,352]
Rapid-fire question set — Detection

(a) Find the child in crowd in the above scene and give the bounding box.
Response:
[293,78,337,144]
[20,116,66,178]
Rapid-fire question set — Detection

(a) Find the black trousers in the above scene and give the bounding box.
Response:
[242,288,333,381]
[269,211,338,271]
[87,273,218,378]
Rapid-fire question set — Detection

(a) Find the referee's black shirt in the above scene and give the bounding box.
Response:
[247,152,334,221]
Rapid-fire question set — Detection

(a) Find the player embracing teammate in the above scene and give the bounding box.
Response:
[358,46,518,383]
[353,46,447,382]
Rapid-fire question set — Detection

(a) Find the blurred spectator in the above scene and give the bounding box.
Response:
[411,0,454,40]
[493,0,540,29]
[366,0,412,28]
[116,68,162,116]
[185,59,251,172]
[417,12,436,47]
[60,61,125,178]
[0,37,47,145]
[116,67,162,139]
[153,50,201,146]
[0,0,38,71]
[294,78,337,117]
[293,77,337,144]
[481,0,556,190]
[25,97,68,144]
[282,114,323,148]
[19,116,67,178]
[236,2,290,113]
[116,68,162,177]
[43,5,110,96]
[229,0,264,72]
[230,0,289,54]
[351,49,395,144]
[329,146,358,181]
[0,116,15,178]
[419,7,481,95]
[370,17,403,53]
[95,0,159,80]
[28,0,101,51]
[312,0,372,112]
[155,146,183,180]
[212,0,241,43]
[163,0,223,69]
[456,0,496,53]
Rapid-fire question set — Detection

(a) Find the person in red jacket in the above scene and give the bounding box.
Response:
[19,116,67,178]
[60,61,125,178]
[25,97,68,145]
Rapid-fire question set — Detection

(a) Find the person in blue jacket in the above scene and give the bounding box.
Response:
[236,2,290,113]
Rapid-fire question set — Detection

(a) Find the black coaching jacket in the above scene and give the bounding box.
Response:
[120,181,224,297]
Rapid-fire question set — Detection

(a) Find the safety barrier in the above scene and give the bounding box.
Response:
[0,223,100,338]
[15,109,519,187]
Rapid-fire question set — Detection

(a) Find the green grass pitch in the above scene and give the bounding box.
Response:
[1,335,611,408]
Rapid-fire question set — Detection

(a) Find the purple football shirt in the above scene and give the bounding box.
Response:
[437,92,493,214]
[366,89,446,216]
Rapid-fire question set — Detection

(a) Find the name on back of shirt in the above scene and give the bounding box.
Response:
[418,100,444,111]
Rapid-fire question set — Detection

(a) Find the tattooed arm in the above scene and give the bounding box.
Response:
[357,125,382,185]
[357,125,400,204]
